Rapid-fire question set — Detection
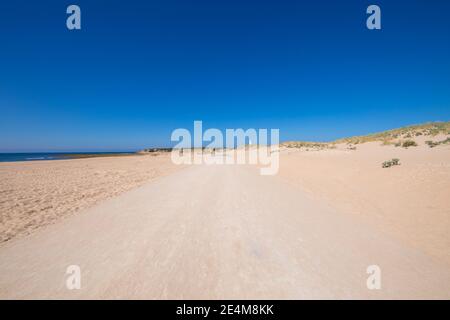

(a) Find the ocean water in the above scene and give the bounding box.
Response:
[0,152,134,162]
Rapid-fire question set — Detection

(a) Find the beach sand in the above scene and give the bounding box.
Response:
[1,138,449,261]
[0,136,449,298]
[0,154,182,244]
[279,135,450,265]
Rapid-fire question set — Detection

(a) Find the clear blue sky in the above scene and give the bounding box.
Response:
[0,0,449,152]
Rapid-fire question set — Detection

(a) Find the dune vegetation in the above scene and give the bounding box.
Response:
[334,121,450,145]
[282,121,450,148]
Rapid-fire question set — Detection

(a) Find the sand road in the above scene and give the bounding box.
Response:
[0,163,449,299]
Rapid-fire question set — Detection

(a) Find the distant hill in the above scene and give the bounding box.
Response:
[334,121,450,145]
[282,121,450,148]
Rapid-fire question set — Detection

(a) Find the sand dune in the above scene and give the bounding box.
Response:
[279,135,450,265]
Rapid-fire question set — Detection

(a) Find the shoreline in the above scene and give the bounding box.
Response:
[0,152,139,163]
[0,149,176,163]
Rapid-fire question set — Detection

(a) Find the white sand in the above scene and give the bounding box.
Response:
[279,136,450,265]
[0,140,449,299]
[0,154,182,243]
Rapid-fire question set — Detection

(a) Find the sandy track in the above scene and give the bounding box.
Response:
[0,163,449,299]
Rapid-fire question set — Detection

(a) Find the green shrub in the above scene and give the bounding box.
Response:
[382,161,392,168]
[425,137,450,148]
[382,158,400,168]
[402,140,417,148]
[441,137,450,145]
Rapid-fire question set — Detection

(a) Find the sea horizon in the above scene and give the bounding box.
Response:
[0,152,137,163]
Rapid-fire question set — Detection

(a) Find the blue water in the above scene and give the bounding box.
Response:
[0,152,134,162]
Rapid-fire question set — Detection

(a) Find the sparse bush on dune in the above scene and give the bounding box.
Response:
[382,158,400,168]
[381,139,397,146]
[402,140,417,148]
[382,161,392,168]
[346,143,357,150]
[425,137,450,148]
[281,141,331,150]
